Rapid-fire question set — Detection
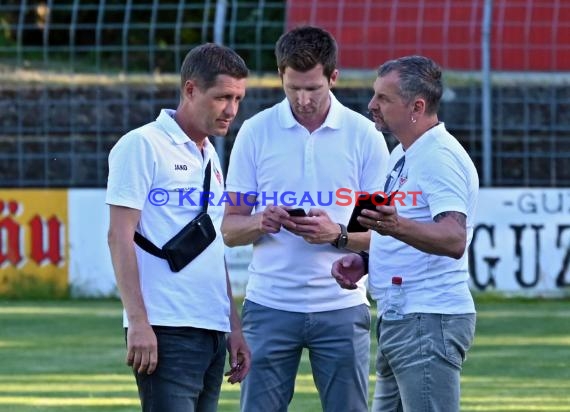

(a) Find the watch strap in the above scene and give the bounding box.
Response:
[333,223,348,249]
[358,251,369,274]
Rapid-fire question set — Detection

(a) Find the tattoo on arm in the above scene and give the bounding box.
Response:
[433,211,466,227]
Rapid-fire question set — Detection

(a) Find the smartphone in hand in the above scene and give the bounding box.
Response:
[347,193,393,232]
[286,207,307,217]
[357,193,390,212]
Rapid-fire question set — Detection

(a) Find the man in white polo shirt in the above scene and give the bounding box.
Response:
[106,43,250,412]
[332,56,479,411]
[222,26,389,412]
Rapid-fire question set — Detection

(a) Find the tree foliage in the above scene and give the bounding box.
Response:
[0,0,285,72]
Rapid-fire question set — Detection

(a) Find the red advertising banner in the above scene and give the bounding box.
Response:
[0,190,68,297]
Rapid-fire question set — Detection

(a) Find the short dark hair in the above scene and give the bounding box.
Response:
[378,56,443,115]
[275,26,337,80]
[180,43,249,90]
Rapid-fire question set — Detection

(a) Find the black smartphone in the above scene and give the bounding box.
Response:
[287,207,307,217]
[358,193,393,211]
[347,193,393,232]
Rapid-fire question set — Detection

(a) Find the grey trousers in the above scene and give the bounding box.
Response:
[372,313,476,412]
[240,300,371,412]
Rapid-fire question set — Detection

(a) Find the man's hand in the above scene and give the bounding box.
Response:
[225,330,251,384]
[258,204,290,235]
[284,208,339,244]
[359,205,399,236]
[331,253,366,289]
[126,321,158,375]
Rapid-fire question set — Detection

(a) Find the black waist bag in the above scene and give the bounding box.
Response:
[134,161,216,272]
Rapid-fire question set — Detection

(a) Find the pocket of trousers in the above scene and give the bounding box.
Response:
[441,314,476,368]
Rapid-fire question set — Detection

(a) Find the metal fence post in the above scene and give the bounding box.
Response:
[214,0,229,172]
[482,0,493,187]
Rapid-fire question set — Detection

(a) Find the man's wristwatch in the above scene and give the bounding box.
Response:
[332,223,348,249]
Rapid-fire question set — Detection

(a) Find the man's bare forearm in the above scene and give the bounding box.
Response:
[393,212,467,259]
[346,230,372,252]
[108,206,149,326]
[222,213,264,246]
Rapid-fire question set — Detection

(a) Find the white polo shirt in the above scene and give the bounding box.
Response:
[226,93,389,312]
[369,123,479,315]
[106,109,231,331]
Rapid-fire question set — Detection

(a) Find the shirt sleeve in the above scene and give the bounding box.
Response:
[418,148,469,218]
[225,119,258,194]
[106,131,155,210]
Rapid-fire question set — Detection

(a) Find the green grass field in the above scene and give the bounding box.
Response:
[0,297,569,412]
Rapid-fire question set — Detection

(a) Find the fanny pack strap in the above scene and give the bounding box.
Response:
[133,160,212,258]
[134,230,166,258]
[201,160,211,214]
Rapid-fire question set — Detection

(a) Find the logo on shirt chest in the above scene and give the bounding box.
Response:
[174,164,188,171]
[214,167,223,185]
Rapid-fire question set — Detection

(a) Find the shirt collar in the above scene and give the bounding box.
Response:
[406,122,445,154]
[156,109,188,145]
[277,91,343,131]
[156,108,214,155]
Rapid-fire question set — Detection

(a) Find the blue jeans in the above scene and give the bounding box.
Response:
[240,300,371,412]
[131,326,226,412]
[371,313,476,412]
